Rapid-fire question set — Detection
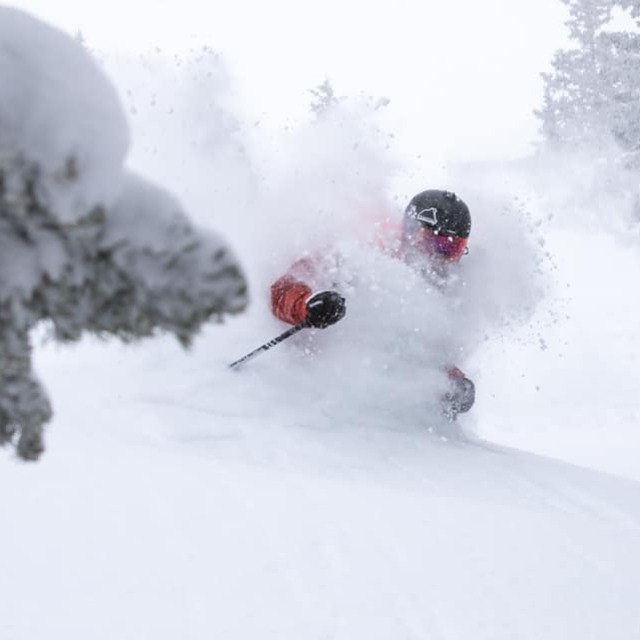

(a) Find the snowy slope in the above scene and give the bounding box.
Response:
[453,159,640,482]
[477,228,640,481]
[1,326,640,640]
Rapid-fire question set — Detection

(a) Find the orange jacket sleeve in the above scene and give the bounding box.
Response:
[270,257,320,324]
[270,274,312,325]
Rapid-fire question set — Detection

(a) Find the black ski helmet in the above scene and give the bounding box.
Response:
[404,190,471,239]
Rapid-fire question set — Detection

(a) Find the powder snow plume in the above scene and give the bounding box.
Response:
[105,51,546,434]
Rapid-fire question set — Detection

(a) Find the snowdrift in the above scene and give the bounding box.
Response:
[1,329,638,640]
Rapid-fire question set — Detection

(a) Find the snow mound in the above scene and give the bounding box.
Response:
[0,7,129,223]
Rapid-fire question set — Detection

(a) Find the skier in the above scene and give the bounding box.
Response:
[270,189,476,419]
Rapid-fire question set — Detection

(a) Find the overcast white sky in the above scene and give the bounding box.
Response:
[6,0,570,161]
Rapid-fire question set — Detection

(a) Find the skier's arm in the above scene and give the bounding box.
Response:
[270,257,346,328]
[270,274,313,325]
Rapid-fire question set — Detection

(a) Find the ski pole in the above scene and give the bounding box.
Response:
[229,322,309,369]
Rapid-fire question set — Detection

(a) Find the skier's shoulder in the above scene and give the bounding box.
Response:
[283,245,343,282]
[372,218,403,256]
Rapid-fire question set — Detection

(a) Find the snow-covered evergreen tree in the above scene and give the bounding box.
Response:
[535,0,640,225]
[537,0,614,148]
[309,80,341,115]
[599,28,640,149]
[618,0,640,20]
[538,0,640,152]
[0,8,248,460]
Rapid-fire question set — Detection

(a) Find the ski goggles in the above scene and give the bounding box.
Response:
[415,228,468,261]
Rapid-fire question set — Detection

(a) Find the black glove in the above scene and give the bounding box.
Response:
[305,290,346,329]
[441,376,475,420]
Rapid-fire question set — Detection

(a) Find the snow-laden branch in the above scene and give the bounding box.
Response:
[0,8,248,460]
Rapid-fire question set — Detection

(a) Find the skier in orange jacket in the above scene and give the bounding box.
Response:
[270,189,475,419]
